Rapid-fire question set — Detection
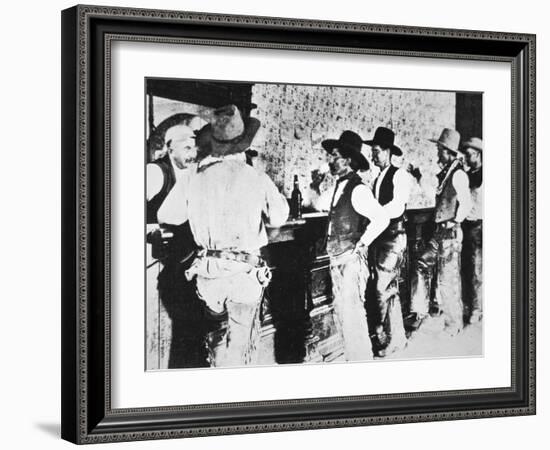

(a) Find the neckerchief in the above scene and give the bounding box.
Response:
[436,159,462,196]
[196,153,246,173]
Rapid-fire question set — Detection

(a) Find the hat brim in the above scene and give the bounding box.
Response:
[462,143,483,152]
[198,118,261,157]
[391,145,403,157]
[321,139,339,152]
[428,138,464,154]
[364,139,403,156]
[322,139,370,171]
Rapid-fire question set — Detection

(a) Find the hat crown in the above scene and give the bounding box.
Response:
[436,128,461,152]
[321,130,369,171]
[370,126,395,148]
[196,105,261,157]
[336,130,363,152]
[463,137,483,152]
[211,105,245,142]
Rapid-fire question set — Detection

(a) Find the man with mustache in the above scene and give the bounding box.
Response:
[147,122,209,368]
[322,130,389,361]
[147,123,198,224]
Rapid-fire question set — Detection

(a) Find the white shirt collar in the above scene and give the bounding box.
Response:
[198,152,246,170]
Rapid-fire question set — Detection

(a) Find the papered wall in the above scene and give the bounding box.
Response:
[249,84,456,209]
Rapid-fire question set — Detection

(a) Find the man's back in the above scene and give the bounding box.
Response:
[186,157,288,254]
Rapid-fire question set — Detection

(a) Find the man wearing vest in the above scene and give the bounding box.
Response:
[158,105,289,367]
[410,128,472,336]
[364,127,411,357]
[321,131,389,361]
[462,137,483,324]
[146,123,212,367]
[147,124,198,223]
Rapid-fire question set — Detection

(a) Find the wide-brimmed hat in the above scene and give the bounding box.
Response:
[429,128,461,153]
[196,104,261,157]
[462,137,483,152]
[363,126,402,156]
[322,130,370,171]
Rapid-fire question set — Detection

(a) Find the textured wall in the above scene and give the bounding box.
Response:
[250,84,456,208]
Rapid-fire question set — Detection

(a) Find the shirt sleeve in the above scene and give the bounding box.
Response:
[382,168,411,219]
[156,176,189,225]
[452,169,472,223]
[146,164,164,201]
[351,184,390,246]
[261,172,290,227]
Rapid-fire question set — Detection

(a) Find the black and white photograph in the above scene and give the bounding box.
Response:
[145,78,484,370]
[53,1,539,445]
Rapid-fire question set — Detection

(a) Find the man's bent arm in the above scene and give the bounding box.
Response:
[382,168,411,219]
[351,184,390,246]
[262,172,290,227]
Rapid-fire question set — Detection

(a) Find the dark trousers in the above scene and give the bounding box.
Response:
[410,223,464,333]
[157,260,210,368]
[155,223,210,368]
[367,231,407,351]
[462,220,483,318]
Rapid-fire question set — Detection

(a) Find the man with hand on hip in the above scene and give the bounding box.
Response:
[321,130,389,361]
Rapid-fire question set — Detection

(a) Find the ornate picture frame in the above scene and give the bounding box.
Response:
[61,4,536,444]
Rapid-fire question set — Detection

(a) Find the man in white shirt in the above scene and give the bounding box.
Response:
[158,105,289,367]
[364,127,411,357]
[146,123,198,224]
[146,122,209,368]
[462,137,483,324]
[410,128,472,336]
[321,130,389,361]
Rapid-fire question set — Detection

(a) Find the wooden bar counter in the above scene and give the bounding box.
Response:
[147,208,436,368]
[261,212,343,364]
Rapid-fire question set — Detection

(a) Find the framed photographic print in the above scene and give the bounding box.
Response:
[61,4,536,444]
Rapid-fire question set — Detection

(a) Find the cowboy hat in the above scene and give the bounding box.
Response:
[363,126,403,156]
[429,128,462,153]
[196,104,261,157]
[462,137,483,152]
[322,130,370,171]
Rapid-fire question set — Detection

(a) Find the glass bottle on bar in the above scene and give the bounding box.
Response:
[290,174,303,219]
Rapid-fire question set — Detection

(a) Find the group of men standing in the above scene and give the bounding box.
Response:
[147,103,483,367]
[318,126,483,361]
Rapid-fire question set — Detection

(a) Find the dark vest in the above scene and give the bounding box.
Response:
[147,155,176,224]
[326,173,370,257]
[435,162,464,223]
[373,165,404,225]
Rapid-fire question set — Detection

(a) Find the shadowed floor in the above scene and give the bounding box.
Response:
[384,316,483,361]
